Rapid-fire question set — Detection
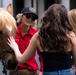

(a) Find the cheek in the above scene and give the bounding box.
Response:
[21,18,26,23]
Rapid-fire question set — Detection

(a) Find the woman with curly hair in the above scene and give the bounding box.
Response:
[8,4,76,75]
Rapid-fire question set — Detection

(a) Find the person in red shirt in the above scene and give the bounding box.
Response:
[9,7,43,75]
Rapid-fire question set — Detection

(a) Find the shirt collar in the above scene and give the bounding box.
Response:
[17,25,37,36]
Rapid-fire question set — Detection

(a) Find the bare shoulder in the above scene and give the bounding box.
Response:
[33,32,39,38]
[31,32,39,42]
[66,31,75,38]
[67,31,76,46]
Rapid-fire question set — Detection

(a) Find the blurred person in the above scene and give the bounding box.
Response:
[9,7,43,75]
[68,9,76,75]
[8,4,76,75]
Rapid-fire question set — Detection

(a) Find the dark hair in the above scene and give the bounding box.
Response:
[39,4,72,52]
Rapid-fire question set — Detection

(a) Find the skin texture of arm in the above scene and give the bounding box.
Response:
[67,31,76,66]
[38,71,43,75]
[8,32,38,63]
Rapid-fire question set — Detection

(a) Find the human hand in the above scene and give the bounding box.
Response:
[7,36,19,51]
[37,70,43,75]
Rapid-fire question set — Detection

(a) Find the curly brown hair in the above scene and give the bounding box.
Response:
[39,4,72,52]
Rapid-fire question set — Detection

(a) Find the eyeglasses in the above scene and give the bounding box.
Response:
[24,14,36,21]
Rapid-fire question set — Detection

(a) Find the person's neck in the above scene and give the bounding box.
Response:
[20,24,30,35]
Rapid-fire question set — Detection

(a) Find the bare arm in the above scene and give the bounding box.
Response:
[37,49,43,71]
[8,32,38,63]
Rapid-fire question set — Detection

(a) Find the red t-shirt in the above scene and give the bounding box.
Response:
[15,26,43,71]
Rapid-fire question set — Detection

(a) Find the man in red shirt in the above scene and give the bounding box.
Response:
[9,7,43,75]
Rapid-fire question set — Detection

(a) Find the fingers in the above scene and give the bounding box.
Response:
[7,35,14,46]
[7,41,11,47]
[8,35,14,42]
[7,36,12,47]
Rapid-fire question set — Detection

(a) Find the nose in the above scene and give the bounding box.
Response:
[28,17,32,21]
[7,60,18,70]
